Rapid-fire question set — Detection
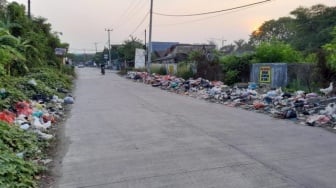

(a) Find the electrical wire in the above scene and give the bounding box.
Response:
[114,0,149,30]
[113,0,143,29]
[155,0,273,27]
[130,11,149,36]
[154,0,272,17]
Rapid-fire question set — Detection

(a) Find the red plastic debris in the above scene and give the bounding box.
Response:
[0,110,16,124]
[15,101,33,116]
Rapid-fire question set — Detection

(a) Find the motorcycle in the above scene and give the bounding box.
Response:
[101,65,105,75]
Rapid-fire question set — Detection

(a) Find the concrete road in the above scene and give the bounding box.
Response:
[55,68,336,188]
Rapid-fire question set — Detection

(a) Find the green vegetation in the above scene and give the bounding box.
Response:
[0,121,46,187]
[323,27,336,71]
[0,1,74,187]
[150,64,166,75]
[252,40,302,63]
[176,62,194,80]
[213,4,336,88]
[219,54,253,85]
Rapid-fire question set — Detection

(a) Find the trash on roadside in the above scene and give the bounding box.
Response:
[124,71,336,130]
[28,79,37,86]
[0,88,7,99]
[33,130,53,140]
[306,115,331,126]
[64,95,74,104]
[15,101,33,116]
[0,110,16,124]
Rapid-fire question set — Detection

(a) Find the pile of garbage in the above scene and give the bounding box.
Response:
[0,95,74,140]
[126,71,336,129]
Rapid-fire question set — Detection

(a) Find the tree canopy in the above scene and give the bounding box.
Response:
[0,1,69,77]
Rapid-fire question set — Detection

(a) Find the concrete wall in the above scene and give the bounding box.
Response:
[250,63,288,88]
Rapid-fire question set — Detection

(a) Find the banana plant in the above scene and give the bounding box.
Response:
[0,27,26,76]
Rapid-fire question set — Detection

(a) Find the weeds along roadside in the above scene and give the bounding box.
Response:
[0,65,75,188]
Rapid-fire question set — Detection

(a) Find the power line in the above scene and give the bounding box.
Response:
[154,0,272,17]
[113,0,141,29]
[155,9,241,27]
[114,0,148,30]
[155,1,273,27]
[130,11,149,36]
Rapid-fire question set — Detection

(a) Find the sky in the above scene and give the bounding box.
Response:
[8,0,336,53]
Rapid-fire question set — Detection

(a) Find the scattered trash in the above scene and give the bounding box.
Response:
[64,95,74,104]
[16,152,24,159]
[306,115,331,126]
[28,79,37,86]
[15,101,33,116]
[33,130,53,140]
[0,88,7,99]
[124,71,336,129]
[0,110,16,124]
[40,159,53,165]
[20,123,30,130]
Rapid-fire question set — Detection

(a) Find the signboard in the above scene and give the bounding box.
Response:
[135,48,146,69]
[259,66,271,83]
[55,48,67,56]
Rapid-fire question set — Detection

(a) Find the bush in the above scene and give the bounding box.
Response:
[0,121,46,187]
[176,62,194,79]
[219,54,253,85]
[150,64,166,75]
[253,40,302,63]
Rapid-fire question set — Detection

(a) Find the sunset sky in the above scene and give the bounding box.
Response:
[8,0,335,53]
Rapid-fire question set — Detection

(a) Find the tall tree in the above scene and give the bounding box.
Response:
[117,36,144,61]
[249,17,295,46]
[290,4,336,53]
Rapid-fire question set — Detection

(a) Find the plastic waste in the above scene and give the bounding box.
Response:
[306,115,331,126]
[248,82,257,90]
[0,88,7,99]
[32,110,43,118]
[16,152,24,158]
[15,101,33,116]
[0,110,15,124]
[320,103,336,115]
[32,117,51,130]
[33,130,53,140]
[28,79,37,86]
[20,123,30,130]
[64,96,74,104]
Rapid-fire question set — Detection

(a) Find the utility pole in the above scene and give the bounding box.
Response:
[221,39,226,49]
[105,28,113,66]
[147,0,153,73]
[28,0,31,18]
[144,29,147,49]
[83,49,87,63]
[94,42,98,53]
[144,29,147,63]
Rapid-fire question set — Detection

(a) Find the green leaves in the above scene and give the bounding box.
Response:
[0,122,44,188]
[253,40,302,63]
[323,27,336,71]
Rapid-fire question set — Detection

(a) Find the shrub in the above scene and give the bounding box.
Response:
[150,64,166,75]
[219,54,253,85]
[0,121,46,187]
[176,62,194,79]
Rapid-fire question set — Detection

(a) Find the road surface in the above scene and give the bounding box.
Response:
[54,67,336,188]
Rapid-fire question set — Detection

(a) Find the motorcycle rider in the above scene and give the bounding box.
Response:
[100,63,105,75]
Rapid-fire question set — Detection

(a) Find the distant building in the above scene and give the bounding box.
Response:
[153,43,216,64]
[150,42,179,59]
